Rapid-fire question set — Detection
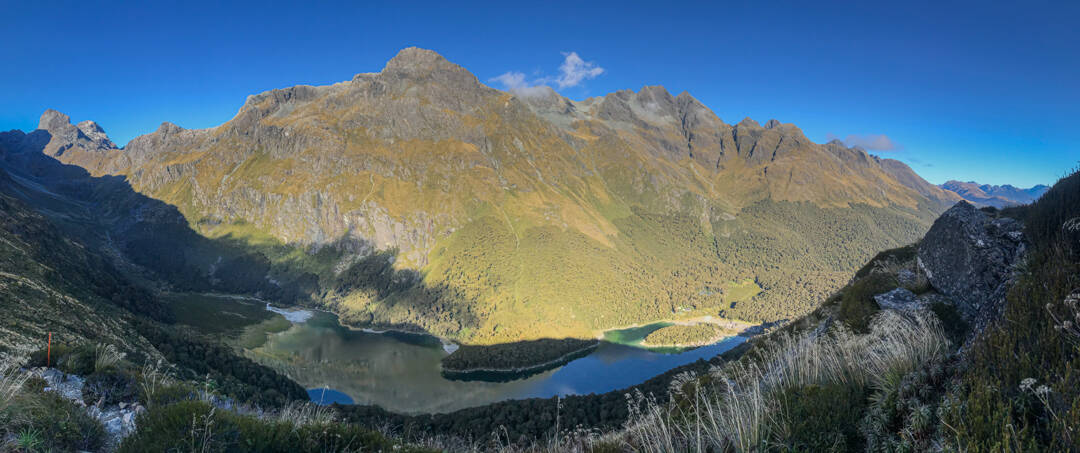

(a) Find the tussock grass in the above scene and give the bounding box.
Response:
[0,357,30,414]
[93,342,125,373]
[276,400,337,426]
[615,310,949,452]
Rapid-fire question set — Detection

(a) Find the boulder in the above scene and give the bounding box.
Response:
[896,269,918,288]
[918,201,1025,329]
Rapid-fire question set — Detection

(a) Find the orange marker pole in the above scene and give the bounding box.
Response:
[47,332,52,368]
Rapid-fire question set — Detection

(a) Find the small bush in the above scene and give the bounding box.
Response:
[22,375,47,393]
[6,390,107,452]
[775,383,867,451]
[56,343,96,376]
[929,300,969,345]
[140,382,194,408]
[83,370,138,406]
[838,273,894,332]
[27,343,71,368]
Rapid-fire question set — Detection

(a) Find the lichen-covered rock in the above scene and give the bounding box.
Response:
[917,201,1025,329]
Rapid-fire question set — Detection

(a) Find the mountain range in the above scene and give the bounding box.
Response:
[940,180,1050,208]
[0,47,961,344]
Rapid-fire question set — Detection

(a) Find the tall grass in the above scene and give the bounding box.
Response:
[93,343,125,372]
[275,400,337,426]
[619,310,949,452]
[0,357,30,414]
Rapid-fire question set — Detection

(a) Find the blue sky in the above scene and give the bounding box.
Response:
[1,1,1076,187]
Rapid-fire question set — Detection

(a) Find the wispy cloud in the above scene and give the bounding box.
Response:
[826,133,902,151]
[489,52,604,96]
[489,71,551,97]
[554,52,604,88]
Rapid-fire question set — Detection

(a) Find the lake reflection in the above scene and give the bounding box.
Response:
[249,310,745,414]
[169,294,746,414]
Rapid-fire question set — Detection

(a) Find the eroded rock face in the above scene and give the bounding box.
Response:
[917,201,1025,328]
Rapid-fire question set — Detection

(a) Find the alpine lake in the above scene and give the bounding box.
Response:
[167,293,747,414]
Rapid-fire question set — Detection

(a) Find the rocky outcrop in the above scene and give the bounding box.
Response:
[874,288,922,311]
[917,201,1026,329]
[33,368,144,445]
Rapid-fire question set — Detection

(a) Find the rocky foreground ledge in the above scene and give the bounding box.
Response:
[917,201,1026,334]
[25,368,144,447]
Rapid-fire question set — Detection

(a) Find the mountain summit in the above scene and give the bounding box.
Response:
[22,48,959,343]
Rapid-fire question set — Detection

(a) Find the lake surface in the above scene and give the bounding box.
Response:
[169,293,747,414]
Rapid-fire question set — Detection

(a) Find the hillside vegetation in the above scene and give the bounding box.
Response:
[11,48,959,344]
[548,168,1080,452]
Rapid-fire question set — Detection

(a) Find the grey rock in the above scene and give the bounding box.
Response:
[874,288,922,311]
[102,413,125,437]
[918,201,1025,330]
[917,291,954,307]
[37,368,84,401]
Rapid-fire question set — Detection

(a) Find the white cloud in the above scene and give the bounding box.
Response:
[489,52,604,96]
[491,71,528,90]
[489,71,553,97]
[554,52,604,89]
[827,133,902,151]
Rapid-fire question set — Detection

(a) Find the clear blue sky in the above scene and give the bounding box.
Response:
[2,1,1076,187]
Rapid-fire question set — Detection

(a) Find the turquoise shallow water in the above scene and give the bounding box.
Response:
[170,294,746,414]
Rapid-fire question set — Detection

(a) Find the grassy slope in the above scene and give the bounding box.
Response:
[0,178,166,358]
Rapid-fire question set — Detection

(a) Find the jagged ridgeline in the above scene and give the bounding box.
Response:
[11,48,959,343]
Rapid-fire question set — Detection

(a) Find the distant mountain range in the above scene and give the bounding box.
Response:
[940,180,1049,208]
[1,47,961,344]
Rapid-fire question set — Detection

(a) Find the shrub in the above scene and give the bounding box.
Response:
[6,390,107,452]
[83,370,138,406]
[56,343,96,376]
[929,300,969,345]
[27,343,71,368]
[141,382,195,408]
[774,383,867,451]
[837,273,895,332]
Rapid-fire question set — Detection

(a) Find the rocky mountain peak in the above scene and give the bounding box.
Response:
[76,120,114,147]
[637,85,674,102]
[35,109,115,150]
[156,121,184,134]
[38,109,72,132]
[381,47,469,80]
[764,119,781,129]
[736,117,761,129]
